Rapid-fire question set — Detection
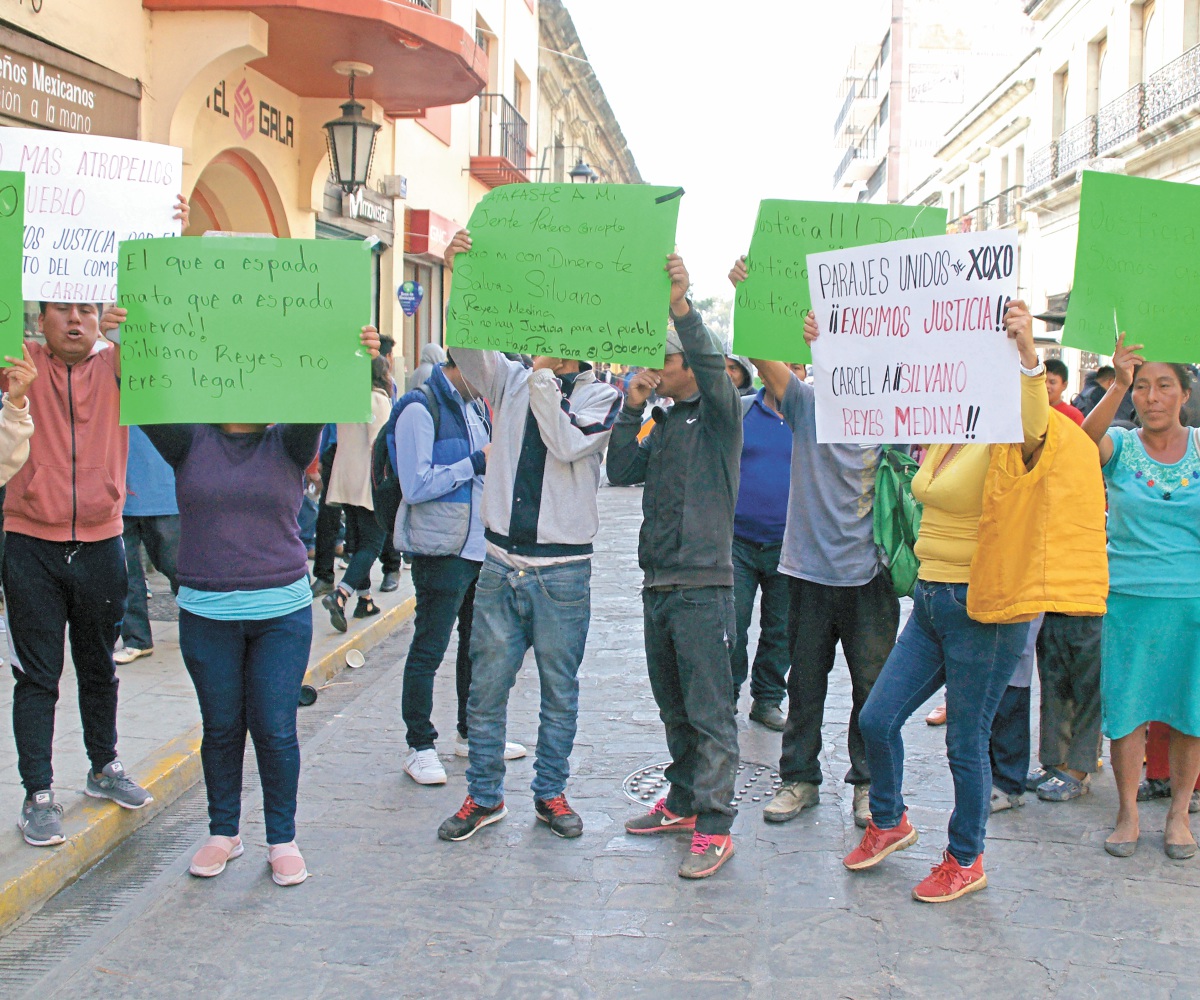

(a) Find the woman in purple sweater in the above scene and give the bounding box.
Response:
[141,326,380,886]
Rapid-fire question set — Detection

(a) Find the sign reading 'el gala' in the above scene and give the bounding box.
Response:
[0,128,183,302]
[807,230,1022,445]
[445,182,683,367]
[732,200,947,364]
[1063,171,1200,362]
[117,237,373,425]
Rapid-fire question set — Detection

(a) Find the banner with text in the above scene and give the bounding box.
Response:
[1063,171,1200,362]
[733,200,948,364]
[0,170,24,363]
[0,128,183,303]
[445,183,683,366]
[808,230,1021,444]
[117,237,372,425]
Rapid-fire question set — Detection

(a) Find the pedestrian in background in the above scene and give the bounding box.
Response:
[408,342,446,391]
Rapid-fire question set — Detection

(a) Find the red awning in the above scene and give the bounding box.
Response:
[405,208,460,259]
[144,0,487,114]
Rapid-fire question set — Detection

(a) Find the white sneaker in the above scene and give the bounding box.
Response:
[113,646,153,665]
[403,748,447,785]
[453,734,528,760]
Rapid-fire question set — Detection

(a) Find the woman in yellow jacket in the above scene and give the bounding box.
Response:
[811,302,1049,903]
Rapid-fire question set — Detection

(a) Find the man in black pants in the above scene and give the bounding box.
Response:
[608,254,743,879]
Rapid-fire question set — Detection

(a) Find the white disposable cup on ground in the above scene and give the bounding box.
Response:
[345,648,366,669]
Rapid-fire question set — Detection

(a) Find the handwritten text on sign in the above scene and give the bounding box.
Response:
[732,200,947,365]
[117,237,372,426]
[808,230,1021,444]
[0,171,25,364]
[445,183,683,367]
[0,128,182,303]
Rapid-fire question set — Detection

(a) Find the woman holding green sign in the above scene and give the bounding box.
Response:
[115,309,382,886]
[1081,336,1200,861]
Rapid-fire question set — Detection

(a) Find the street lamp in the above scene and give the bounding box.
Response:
[324,61,381,195]
[569,156,597,183]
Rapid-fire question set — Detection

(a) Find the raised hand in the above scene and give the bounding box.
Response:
[4,343,38,407]
[360,325,382,358]
[626,369,662,408]
[1003,299,1038,368]
[174,194,190,229]
[803,310,820,347]
[1111,332,1145,391]
[444,230,472,271]
[728,255,748,288]
[666,254,690,316]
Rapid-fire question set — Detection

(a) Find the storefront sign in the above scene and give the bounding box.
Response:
[405,207,458,259]
[343,189,392,227]
[808,229,1021,444]
[397,280,423,316]
[0,127,182,301]
[206,77,295,148]
[0,26,139,138]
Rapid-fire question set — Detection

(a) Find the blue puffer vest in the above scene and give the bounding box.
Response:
[391,364,476,557]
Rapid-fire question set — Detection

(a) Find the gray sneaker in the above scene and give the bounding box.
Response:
[18,790,65,846]
[85,761,152,810]
[852,784,872,829]
[763,781,818,823]
[749,701,787,732]
[990,785,1024,813]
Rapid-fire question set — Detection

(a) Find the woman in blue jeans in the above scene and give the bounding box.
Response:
[137,323,380,886]
[805,303,1049,902]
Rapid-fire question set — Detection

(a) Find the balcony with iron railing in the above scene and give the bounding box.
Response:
[1027,42,1200,192]
[470,93,530,188]
[833,134,880,187]
[947,186,1025,233]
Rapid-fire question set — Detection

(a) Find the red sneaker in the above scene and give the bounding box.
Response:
[912,851,987,903]
[843,812,919,870]
[678,832,735,878]
[625,797,697,835]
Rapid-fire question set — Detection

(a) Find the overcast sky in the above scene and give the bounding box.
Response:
[567,1,869,300]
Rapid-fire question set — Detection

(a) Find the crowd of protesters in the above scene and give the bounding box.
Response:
[1,211,1197,901]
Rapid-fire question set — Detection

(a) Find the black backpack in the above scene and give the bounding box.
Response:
[371,383,440,532]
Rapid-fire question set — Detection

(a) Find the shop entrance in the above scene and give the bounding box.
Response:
[188,150,287,237]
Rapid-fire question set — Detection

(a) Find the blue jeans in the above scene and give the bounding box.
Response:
[121,514,180,650]
[178,606,313,845]
[731,538,789,707]
[990,685,1031,797]
[401,556,480,749]
[859,582,1028,865]
[339,505,385,594]
[465,557,591,806]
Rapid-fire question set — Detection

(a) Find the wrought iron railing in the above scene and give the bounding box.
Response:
[832,135,877,187]
[975,186,1024,230]
[1144,43,1200,128]
[1056,115,1097,174]
[833,85,856,137]
[1097,85,1144,153]
[476,93,529,166]
[1026,141,1057,190]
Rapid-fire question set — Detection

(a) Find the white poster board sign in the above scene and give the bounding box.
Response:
[807,230,1022,444]
[0,128,183,302]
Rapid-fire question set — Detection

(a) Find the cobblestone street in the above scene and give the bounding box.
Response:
[2,484,1198,999]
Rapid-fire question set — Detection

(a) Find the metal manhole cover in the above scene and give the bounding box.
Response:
[623,760,782,808]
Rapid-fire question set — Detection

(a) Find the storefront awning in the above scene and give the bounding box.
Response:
[144,0,487,114]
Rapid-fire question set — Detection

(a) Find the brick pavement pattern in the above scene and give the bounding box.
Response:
[8,485,1200,998]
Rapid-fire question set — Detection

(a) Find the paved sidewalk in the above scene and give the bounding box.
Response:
[4,483,1199,998]
[0,563,415,931]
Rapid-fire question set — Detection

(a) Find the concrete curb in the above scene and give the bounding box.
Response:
[0,597,416,935]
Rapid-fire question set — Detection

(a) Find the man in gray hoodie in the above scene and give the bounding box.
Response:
[436,230,622,844]
[608,254,743,879]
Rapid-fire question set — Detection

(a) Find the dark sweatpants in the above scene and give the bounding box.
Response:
[643,586,739,835]
[4,532,128,795]
[1036,613,1104,774]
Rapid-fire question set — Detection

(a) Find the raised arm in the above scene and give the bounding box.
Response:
[729,255,797,406]
[527,367,621,463]
[1005,300,1050,464]
[605,370,656,486]
[668,254,740,428]
[1082,333,1143,465]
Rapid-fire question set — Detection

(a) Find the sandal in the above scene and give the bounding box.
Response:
[189,835,244,878]
[1037,772,1090,802]
[268,841,309,886]
[1025,766,1063,793]
[353,595,381,620]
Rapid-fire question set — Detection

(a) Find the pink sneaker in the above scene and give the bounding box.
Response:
[189,835,244,878]
[268,841,308,886]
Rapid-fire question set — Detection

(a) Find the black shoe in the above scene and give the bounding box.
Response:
[535,795,584,839]
[438,796,508,841]
[353,595,381,620]
[380,571,400,593]
[749,701,786,732]
[322,589,348,633]
[310,578,334,599]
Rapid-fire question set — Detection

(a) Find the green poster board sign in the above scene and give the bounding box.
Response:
[0,171,24,366]
[445,182,683,366]
[1064,171,1200,362]
[117,237,373,425]
[732,200,948,363]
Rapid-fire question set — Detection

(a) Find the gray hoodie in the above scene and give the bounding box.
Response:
[407,342,447,391]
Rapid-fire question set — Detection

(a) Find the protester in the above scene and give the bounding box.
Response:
[725,354,756,396]
[115,427,180,664]
[730,257,898,831]
[392,353,525,785]
[132,317,381,884]
[838,300,1050,902]
[1046,359,1085,425]
[436,230,620,843]
[989,615,1042,812]
[375,335,404,593]
[607,255,742,879]
[309,424,343,598]
[1081,338,1200,860]
[320,357,393,632]
[726,355,791,731]
[1074,366,1115,416]
[4,219,188,847]
[408,342,447,391]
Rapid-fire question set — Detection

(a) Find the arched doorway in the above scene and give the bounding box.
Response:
[187,149,288,237]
